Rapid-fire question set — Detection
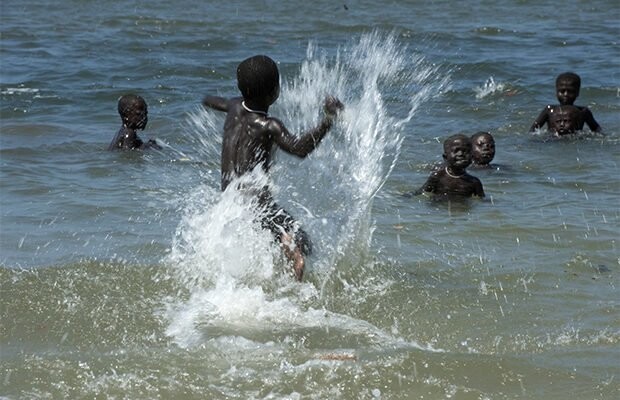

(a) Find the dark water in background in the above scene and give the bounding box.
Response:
[1,1,619,399]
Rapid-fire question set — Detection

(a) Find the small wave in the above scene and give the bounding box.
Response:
[474,26,505,35]
[474,76,506,99]
[163,278,441,353]
[1,87,39,95]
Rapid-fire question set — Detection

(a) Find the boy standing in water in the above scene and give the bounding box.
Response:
[415,134,485,198]
[202,55,343,281]
[470,131,496,168]
[529,72,601,136]
[108,94,161,150]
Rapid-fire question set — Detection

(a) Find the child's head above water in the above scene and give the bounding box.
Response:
[118,94,148,130]
[470,131,495,166]
[237,55,280,105]
[555,72,580,106]
[529,71,600,134]
[443,134,472,170]
[548,105,581,135]
[412,133,484,198]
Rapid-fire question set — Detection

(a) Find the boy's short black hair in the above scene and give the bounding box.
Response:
[471,131,493,141]
[236,55,279,100]
[556,72,581,87]
[118,94,146,117]
[444,134,471,153]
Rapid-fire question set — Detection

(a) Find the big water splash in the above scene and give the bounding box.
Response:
[163,32,450,350]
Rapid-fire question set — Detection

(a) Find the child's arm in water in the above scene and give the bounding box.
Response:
[582,107,602,132]
[270,96,343,157]
[529,106,551,132]
[414,171,440,195]
[472,176,485,198]
[202,96,232,112]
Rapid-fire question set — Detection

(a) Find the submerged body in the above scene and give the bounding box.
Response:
[108,94,161,151]
[418,166,485,198]
[529,72,601,136]
[108,126,160,151]
[416,134,485,199]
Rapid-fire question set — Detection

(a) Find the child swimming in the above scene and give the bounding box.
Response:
[529,72,601,136]
[108,94,161,150]
[415,134,485,198]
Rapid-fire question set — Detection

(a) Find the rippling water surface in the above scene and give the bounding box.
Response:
[1,1,619,399]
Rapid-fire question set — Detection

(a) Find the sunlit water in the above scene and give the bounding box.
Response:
[1,1,619,399]
[162,33,449,356]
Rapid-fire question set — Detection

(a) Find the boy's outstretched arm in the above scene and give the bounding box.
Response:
[202,96,229,112]
[414,172,439,196]
[473,178,485,198]
[272,96,343,157]
[583,108,602,132]
[529,106,550,132]
[410,187,426,196]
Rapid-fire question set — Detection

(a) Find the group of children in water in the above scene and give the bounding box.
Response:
[109,56,602,280]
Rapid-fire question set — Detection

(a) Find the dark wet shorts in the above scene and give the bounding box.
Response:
[258,200,312,256]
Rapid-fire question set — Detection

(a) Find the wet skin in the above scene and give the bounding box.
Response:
[556,79,579,106]
[471,133,495,167]
[108,101,160,150]
[203,85,343,281]
[533,104,600,136]
[548,106,580,135]
[203,93,343,192]
[416,137,485,198]
[530,78,601,133]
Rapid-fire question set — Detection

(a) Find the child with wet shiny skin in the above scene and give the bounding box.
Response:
[529,72,601,136]
[546,105,584,136]
[202,55,343,282]
[470,131,495,168]
[108,94,161,151]
[415,134,484,198]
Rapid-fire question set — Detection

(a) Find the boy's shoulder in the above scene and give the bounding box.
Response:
[429,163,447,174]
[546,104,591,112]
[427,166,447,179]
[465,172,482,184]
[574,105,591,112]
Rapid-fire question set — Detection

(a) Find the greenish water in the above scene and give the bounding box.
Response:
[1,1,619,398]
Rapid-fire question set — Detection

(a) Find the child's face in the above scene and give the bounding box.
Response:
[549,107,577,135]
[556,79,579,105]
[124,103,148,130]
[444,138,472,169]
[472,135,495,164]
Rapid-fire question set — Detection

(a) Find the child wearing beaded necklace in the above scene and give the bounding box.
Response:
[415,134,485,199]
[202,55,343,281]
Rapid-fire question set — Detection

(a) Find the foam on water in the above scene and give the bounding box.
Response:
[474,76,506,99]
[163,32,450,351]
